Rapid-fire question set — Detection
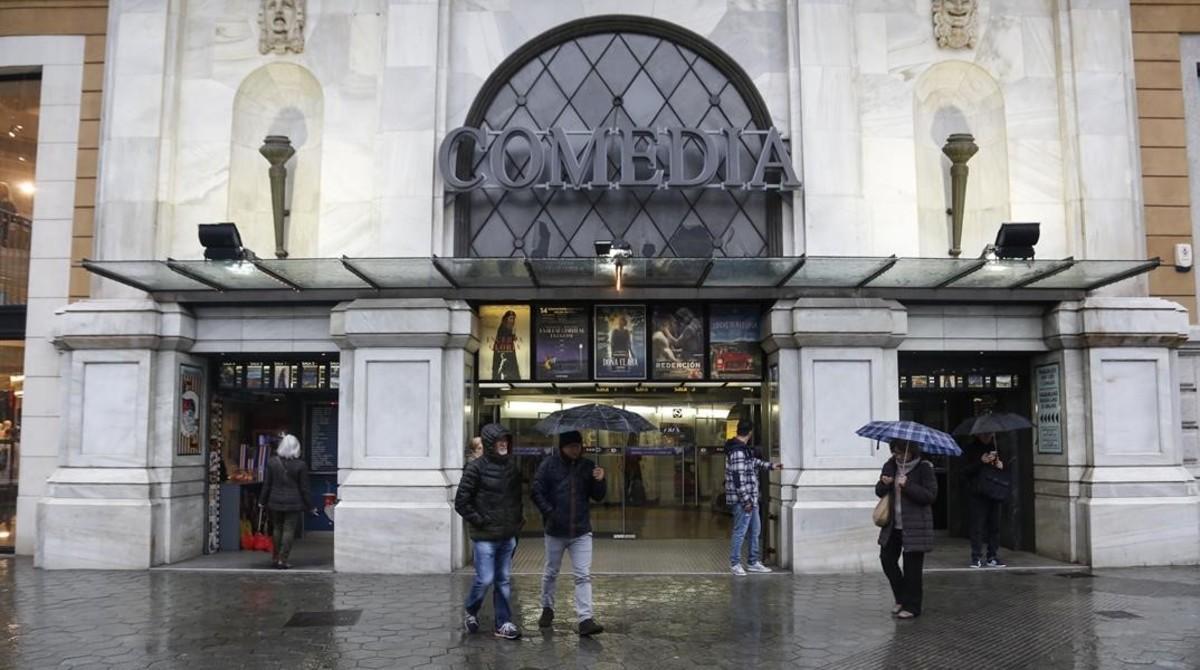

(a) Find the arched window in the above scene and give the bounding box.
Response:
[455,16,783,258]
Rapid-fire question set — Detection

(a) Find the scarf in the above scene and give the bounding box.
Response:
[893,456,919,530]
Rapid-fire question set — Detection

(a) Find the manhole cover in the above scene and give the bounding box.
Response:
[1057,572,1095,579]
[1096,610,1141,620]
[285,610,362,628]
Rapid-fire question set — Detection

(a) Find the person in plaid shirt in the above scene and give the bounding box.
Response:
[724,419,783,575]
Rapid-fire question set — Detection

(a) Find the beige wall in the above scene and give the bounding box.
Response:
[1133,1,1200,320]
[0,0,105,302]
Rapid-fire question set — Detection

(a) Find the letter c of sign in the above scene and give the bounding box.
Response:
[438,127,487,191]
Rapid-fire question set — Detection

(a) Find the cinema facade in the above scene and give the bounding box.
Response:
[19,1,1200,572]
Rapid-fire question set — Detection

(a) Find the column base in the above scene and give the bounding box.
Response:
[1080,496,1200,567]
[789,470,883,573]
[333,470,455,573]
[38,497,156,570]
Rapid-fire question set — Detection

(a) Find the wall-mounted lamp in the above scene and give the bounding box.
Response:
[990,222,1040,260]
[595,239,632,291]
[259,135,295,259]
[942,133,979,258]
[199,222,258,261]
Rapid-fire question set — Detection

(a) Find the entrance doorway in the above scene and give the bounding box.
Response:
[899,353,1035,562]
[164,354,340,571]
[476,386,769,573]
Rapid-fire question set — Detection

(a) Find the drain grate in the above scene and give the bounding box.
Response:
[1096,610,1141,620]
[284,609,362,628]
[1056,572,1095,579]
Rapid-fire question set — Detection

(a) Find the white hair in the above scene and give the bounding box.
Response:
[277,434,301,459]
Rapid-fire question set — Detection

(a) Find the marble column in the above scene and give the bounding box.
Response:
[766,298,906,572]
[330,298,476,573]
[1042,298,1200,567]
[38,299,205,569]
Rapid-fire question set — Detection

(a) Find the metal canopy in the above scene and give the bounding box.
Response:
[82,256,1161,303]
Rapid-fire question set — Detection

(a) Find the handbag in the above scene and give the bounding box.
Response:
[872,495,891,528]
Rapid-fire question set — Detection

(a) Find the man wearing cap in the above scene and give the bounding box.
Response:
[724,419,783,576]
[531,430,607,636]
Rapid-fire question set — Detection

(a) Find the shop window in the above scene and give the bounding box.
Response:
[457,17,782,258]
[0,341,22,551]
[0,70,39,307]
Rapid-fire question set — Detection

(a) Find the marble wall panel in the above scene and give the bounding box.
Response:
[79,362,141,459]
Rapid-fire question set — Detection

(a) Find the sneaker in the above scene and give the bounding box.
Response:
[538,607,554,628]
[747,562,772,573]
[986,557,1007,568]
[494,622,521,640]
[731,564,747,576]
[578,618,604,636]
[463,612,479,634]
[970,559,984,569]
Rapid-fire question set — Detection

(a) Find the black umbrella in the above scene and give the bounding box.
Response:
[952,412,1033,436]
[532,403,657,435]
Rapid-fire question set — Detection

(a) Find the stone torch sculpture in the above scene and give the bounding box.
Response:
[259,135,295,258]
[942,133,978,258]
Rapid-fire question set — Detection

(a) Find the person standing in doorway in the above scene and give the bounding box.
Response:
[259,434,315,570]
[876,439,938,619]
[455,423,524,640]
[532,430,606,636]
[724,419,783,576]
[962,432,1009,568]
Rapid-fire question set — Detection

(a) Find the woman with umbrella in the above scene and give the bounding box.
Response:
[859,421,956,620]
[875,438,938,619]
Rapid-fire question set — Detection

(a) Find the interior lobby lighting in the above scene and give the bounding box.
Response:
[198,222,258,261]
[16,181,34,195]
[991,222,1040,260]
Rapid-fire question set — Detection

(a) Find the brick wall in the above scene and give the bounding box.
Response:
[1133,1,1200,321]
[0,0,106,303]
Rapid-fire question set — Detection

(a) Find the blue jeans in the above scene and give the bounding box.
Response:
[730,502,761,567]
[465,537,516,628]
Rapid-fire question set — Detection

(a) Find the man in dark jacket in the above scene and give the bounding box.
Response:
[454,423,524,640]
[961,432,1010,568]
[531,430,606,636]
[724,419,783,576]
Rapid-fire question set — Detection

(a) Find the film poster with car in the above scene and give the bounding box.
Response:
[709,304,761,380]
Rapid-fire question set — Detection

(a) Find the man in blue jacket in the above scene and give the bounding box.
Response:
[532,430,606,636]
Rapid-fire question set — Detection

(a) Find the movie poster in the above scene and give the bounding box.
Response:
[479,304,530,381]
[709,304,762,380]
[177,364,203,456]
[594,305,647,380]
[652,305,704,380]
[535,306,589,381]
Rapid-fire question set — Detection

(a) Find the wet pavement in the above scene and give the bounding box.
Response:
[0,556,1197,669]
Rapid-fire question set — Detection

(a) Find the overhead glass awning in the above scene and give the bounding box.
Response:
[82,256,1160,303]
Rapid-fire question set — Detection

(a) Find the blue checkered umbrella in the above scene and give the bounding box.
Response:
[855,420,963,456]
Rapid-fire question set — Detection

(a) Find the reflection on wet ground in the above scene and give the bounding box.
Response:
[0,557,1196,669]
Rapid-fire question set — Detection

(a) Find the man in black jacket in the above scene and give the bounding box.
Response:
[531,430,606,636]
[961,432,1010,568]
[454,423,524,640]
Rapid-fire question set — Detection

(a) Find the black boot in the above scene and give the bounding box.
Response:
[578,618,604,636]
[538,607,554,628]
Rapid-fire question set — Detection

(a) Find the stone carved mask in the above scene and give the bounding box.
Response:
[259,0,305,55]
[932,0,977,50]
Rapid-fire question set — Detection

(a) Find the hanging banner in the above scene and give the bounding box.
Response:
[177,364,203,456]
[479,304,530,381]
[709,304,762,380]
[535,306,589,381]
[595,305,647,380]
[652,305,704,380]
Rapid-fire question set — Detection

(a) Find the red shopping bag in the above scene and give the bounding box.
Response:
[252,507,274,553]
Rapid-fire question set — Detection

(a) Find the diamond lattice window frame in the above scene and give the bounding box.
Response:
[453,15,785,259]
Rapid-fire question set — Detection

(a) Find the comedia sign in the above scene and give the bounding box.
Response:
[438,126,800,192]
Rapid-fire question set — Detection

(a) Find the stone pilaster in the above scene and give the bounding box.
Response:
[330,298,477,573]
[766,298,906,572]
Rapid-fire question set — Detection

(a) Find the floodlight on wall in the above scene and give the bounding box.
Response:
[198,222,258,261]
[594,239,632,291]
[992,222,1040,260]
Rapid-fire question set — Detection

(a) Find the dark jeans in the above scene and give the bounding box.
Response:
[271,510,301,562]
[880,528,925,615]
[969,494,1002,560]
